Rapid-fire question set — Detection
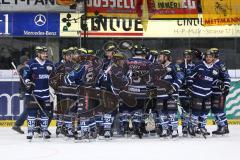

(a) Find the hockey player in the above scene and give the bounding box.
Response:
[187,49,220,136]
[12,56,29,134]
[154,50,184,138]
[23,46,54,140]
[120,44,152,138]
[210,48,230,135]
[179,49,195,136]
[64,48,98,140]
[52,48,76,137]
[95,44,116,139]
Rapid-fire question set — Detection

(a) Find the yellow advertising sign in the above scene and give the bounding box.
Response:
[60,13,240,38]
[201,0,240,26]
[60,13,144,37]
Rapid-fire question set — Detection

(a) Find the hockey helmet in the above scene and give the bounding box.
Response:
[183,49,193,55]
[42,46,48,52]
[159,50,171,56]
[209,48,220,58]
[113,52,125,60]
[149,49,159,56]
[133,44,144,55]
[35,46,43,53]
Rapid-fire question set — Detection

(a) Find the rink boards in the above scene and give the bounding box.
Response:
[0,70,240,127]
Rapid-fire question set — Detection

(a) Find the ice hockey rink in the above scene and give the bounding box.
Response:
[0,126,239,160]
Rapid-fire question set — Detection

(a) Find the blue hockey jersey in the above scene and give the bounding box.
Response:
[23,58,54,101]
[187,61,219,98]
[96,59,113,92]
[212,59,231,95]
[64,63,87,85]
[179,61,195,99]
[158,62,184,99]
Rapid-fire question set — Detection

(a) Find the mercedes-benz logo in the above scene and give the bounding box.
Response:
[34,14,46,27]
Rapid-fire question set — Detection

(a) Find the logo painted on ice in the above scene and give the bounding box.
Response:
[34,14,46,27]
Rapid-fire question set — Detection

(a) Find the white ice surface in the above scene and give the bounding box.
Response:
[0,126,239,160]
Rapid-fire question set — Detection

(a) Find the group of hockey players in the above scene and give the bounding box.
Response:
[12,40,231,141]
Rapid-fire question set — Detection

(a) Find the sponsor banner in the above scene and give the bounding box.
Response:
[0,70,19,80]
[0,12,60,37]
[201,0,240,26]
[0,0,83,12]
[149,0,198,19]
[0,81,24,120]
[87,0,139,18]
[60,13,240,37]
[60,13,143,37]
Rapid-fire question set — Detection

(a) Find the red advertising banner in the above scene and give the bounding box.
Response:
[148,0,198,19]
[86,0,140,18]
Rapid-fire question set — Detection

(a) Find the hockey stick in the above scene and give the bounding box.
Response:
[11,62,49,118]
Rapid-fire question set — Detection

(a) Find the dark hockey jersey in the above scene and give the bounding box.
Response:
[23,58,54,101]
[187,61,219,98]
[179,61,195,99]
[212,59,231,95]
[158,62,184,99]
[64,63,87,85]
[125,56,151,98]
[96,59,113,92]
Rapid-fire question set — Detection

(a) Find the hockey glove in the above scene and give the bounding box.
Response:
[25,82,35,93]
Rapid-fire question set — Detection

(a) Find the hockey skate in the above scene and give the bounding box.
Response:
[159,129,170,138]
[212,125,229,136]
[12,125,24,134]
[74,131,90,142]
[27,131,34,142]
[65,129,75,138]
[42,131,51,140]
[104,130,112,139]
[56,127,62,137]
[171,129,179,138]
[182,126,189,137]
[196,127,210,138]
[132,128,143,139]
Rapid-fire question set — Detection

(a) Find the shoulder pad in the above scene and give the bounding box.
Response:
[220,63,227,71]
[175,64,181,71]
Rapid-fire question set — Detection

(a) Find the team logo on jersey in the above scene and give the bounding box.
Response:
[46,66,53,71]
[220,64,227,71]
[212,70,218,75]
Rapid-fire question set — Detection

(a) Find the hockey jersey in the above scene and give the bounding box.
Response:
[23,58,54,101]
[179,61,195,99]
[212,59,231,95]
[64,63,87,85]
[187,61,219,98]
[125,56,151,98]
[158,62,184,99]
[96,59,113,92]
